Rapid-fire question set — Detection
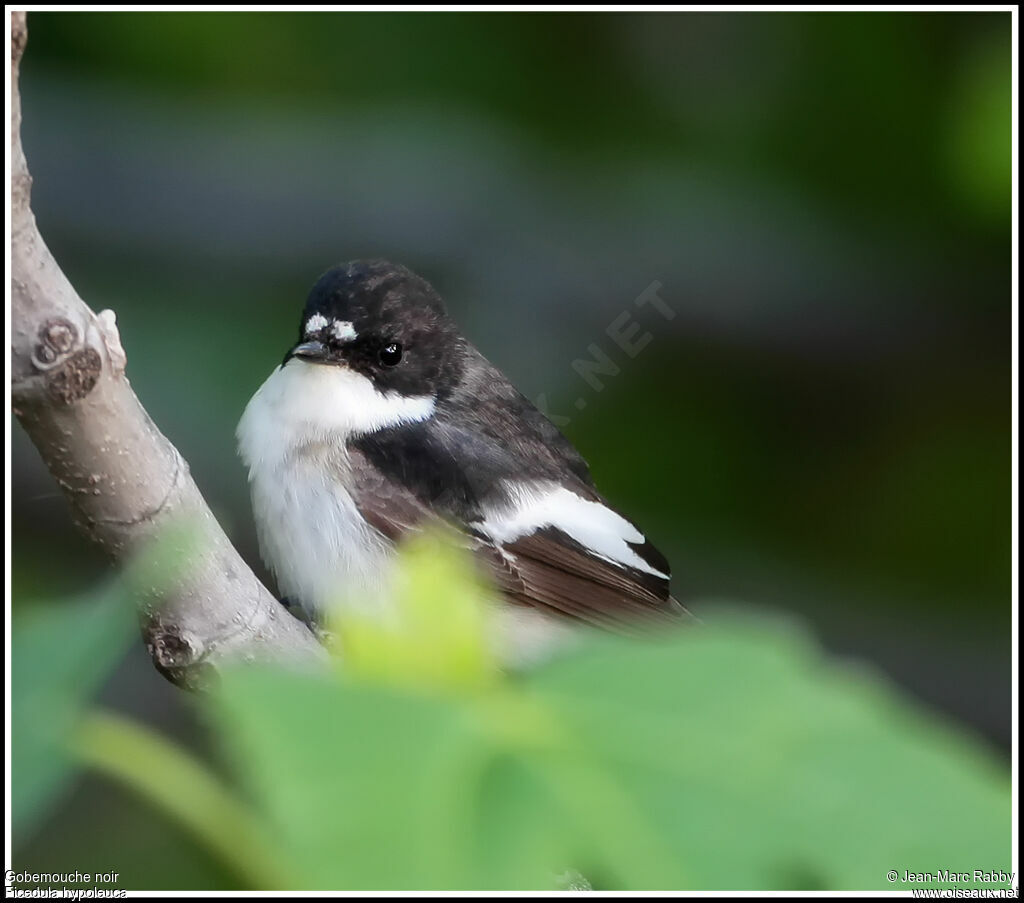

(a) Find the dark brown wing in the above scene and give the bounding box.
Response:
[478,526,687,631]
[348,449,434,542]
[348,447,688,630]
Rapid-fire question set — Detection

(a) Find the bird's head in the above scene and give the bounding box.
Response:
[287,259,465,401]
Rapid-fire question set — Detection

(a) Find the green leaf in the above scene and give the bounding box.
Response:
[330,529,499,692]
[523,613,1011,890]
[72,710,285,889]
[11,590,134,835]
[11,516,206,839]
[463,753,579,890]
[944,31,1011,219]
[205,603,1009,891]
[210,666,494,889]
[212,652,629,890]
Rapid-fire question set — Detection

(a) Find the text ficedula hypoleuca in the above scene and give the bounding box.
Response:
[237,260,687,658]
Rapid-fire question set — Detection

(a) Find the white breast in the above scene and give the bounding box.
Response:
[236,358,435,619]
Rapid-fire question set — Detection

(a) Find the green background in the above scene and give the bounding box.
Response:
[11,10,1012,889]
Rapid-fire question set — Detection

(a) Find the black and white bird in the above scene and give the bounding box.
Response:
[237,260,687,660]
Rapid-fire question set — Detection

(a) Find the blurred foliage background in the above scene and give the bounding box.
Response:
[11,10,1011,890]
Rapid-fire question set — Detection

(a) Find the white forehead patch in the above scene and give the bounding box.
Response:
[331,320,357,342]
[304,313,329,335]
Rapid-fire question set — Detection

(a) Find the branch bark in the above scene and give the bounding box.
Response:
[10,11,325,686]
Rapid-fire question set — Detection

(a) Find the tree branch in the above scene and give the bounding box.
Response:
[10,11,326,686]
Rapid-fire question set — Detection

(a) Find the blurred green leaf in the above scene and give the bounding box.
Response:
[11,516,206,839]
[211,667,492,889]
[15,508,1010,890]
[72,710,285,888]
[524,614,1011,889]
[944,30,1011,219]
[332,529,499,692]
[206,607,1009,890]
[11,590,134,835]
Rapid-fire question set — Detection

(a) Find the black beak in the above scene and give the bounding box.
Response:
[291,340,328,361]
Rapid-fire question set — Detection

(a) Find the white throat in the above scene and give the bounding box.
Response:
[237,357,436,469]
[236,358,435,619]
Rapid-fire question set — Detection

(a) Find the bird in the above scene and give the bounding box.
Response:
[237,259,687,662]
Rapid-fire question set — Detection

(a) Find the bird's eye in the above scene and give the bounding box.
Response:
[379,342,403,366]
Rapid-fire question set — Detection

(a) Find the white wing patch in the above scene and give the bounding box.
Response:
[478,482,668,579]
